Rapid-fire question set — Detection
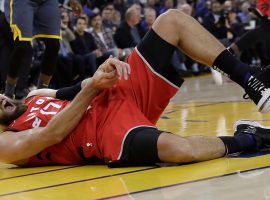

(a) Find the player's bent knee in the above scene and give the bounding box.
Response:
[152,9,188,45]
[157,9,186,27]
[157,132,195,163]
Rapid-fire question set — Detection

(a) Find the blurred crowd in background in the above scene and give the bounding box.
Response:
[0,0,267,98]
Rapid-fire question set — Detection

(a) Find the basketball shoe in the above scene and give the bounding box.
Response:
[243,65,270,113]
[234,120,270,150]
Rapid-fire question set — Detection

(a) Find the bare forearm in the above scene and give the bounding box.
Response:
[45,79,98,142]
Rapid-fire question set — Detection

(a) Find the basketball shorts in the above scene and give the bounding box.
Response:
[4,0,61,41]
[93,29,185,165]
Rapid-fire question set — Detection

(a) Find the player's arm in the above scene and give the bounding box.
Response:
[0,57,130,164]
[27,57,131,100]
[26,78,90,100]
[0,79,98,164]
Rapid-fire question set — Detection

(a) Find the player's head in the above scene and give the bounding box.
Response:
[0,94,27,126]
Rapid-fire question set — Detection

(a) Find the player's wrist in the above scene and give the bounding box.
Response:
[84,78,100,94]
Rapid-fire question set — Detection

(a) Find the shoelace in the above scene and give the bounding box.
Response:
[243,76,267,99]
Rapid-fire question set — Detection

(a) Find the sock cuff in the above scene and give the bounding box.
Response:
[226,47,235,56]
[212,49,238,75]
[219,136,241,155]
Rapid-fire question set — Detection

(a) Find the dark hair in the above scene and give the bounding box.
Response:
[101,3,114,11]
[76,16,87,24]
[89,12,101,22]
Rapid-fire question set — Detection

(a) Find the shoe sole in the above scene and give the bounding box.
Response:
[257,89,270,113]
[233,120,270,131]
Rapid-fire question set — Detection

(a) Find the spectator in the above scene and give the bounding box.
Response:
[90,13,130,60]
[114,6,145,49]
[158,0,175,15]
[101,4,120,32]
[224,0,233,12]
[113,0,129,18]
[52,10,86,88]
[227,10,245,39]
[194,0,210,19]
[145,0,163,16]
[238,1,252,24]
[71,17,111,76]
[141,7,157,32]
[203,1,229,40]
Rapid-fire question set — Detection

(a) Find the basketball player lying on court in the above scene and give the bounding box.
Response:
[1,10,270,167]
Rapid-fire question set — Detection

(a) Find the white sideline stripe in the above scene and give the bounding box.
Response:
[135,47,180,90]
[117,125,157,160]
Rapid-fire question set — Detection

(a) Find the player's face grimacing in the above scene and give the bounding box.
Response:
[0,94,27,126]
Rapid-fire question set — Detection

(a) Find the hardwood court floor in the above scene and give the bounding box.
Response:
[1,75,270,200]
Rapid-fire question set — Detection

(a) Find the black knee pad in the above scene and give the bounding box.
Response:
[119,127,162,166]
[40,39,60,76]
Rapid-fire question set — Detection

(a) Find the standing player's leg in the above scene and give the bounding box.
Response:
[0,11,13,92]
[37,38,60,88]
[3,0,35,98]
[34,0,60,88]
[152,9,270,113]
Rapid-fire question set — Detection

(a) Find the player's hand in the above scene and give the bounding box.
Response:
[91,57,131,89]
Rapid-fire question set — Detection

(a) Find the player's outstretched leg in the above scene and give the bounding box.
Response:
[152,9,270,113]
[158,127,270,163]
[121,127,268,165]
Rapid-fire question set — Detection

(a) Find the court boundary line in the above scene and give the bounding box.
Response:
[164,101,245,115]
[99,164,270,199]
[0,165,82,181]
[0,167,157,197]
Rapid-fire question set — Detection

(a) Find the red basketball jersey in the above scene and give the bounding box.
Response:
[8,96,99,166]
[7,48,179,166]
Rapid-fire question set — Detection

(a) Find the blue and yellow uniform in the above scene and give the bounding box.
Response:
[4,0,61,41]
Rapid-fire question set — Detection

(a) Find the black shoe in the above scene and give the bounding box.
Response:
[243,74,270,113]
[234,120,270,150]
[250,65,270,87]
